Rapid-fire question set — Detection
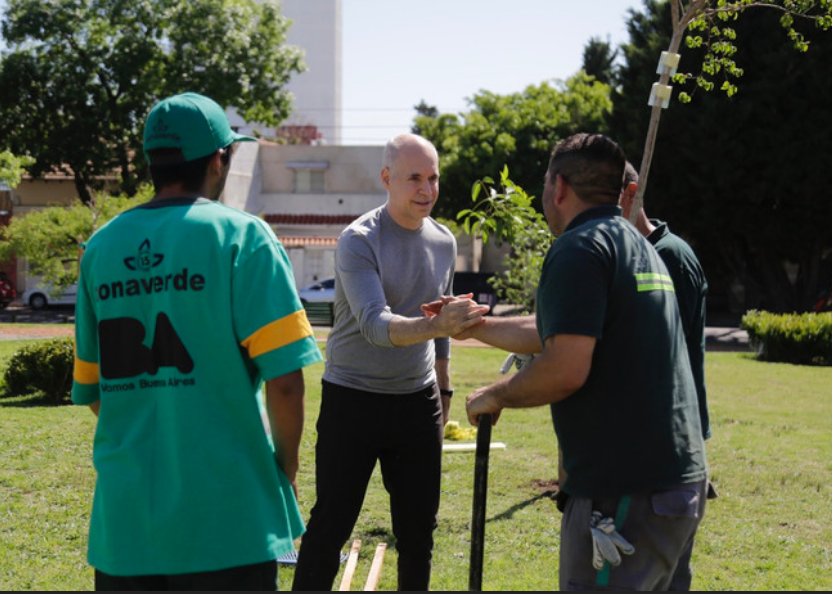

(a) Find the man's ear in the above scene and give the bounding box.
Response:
[208,150,225,176]
[380,166,391,190]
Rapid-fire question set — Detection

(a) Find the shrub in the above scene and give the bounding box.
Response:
[741,310,832,366]
[2,337,75,404]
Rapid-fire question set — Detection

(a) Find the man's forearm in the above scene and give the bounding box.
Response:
[461,315,541,354]
[388,299,489,347]
[465,334,595,425]
[388,314,446,347]
[265,371,305,483]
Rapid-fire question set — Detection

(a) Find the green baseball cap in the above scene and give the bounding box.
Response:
[143,92,256,163]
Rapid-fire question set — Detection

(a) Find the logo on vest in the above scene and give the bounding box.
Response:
[124,239,164,271]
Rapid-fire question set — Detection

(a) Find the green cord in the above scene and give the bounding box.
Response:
[595,495,632,587]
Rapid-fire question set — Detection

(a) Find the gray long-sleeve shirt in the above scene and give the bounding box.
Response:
[323,206,456,393]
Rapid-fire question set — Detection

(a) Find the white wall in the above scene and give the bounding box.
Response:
[222,141,262,214]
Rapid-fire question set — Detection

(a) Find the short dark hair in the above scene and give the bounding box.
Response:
[548,133,626,205]
[147,145,231,193]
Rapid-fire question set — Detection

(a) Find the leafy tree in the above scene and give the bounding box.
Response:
[414,73,613,220]
[0,150,35,190]
[610,2,832,312]
[0,0,304,203]
[411,100,439,136]
[582,36,619,86]
[0,186,152,290]
[458,166,551,312]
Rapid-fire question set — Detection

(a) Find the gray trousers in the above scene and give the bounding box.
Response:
[559,479,708,591]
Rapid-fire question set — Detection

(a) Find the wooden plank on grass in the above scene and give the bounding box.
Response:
[338,539,361,591]
[363,543,387,591]
[443,442,506,453]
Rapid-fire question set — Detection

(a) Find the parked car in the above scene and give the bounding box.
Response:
[297,278,335,304]
[0,272,16,309]
[298,278,335,326]
[21,283,78,310]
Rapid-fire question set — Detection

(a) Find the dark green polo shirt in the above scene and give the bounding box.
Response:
[648,220,710,440]
[537,205,707,498]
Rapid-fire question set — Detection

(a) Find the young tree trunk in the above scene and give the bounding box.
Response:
[631,0,708,224]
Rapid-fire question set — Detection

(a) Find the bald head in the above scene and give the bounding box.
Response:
[380,133,440,230]
[383,133,438,172]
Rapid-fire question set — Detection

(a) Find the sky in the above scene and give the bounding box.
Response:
[0,0,645,145]
[339,0,644,144]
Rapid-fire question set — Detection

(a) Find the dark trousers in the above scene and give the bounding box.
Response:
[559,479,708,591]
[94,560,277,591]
[292,380,444,591]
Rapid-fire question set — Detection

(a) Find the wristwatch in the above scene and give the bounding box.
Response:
[440,389,454,398]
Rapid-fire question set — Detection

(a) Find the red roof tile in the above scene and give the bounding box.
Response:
[265,214,360,225]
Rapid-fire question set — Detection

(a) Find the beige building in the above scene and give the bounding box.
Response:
[8,173,113,213]
[224,141,386,288]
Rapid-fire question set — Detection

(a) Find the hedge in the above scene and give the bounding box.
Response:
[2,337,74,404]
[741,310,832,366]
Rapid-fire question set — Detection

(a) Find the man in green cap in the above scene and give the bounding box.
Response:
[72,92,323,590]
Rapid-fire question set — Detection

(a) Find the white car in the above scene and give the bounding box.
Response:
[297,278,335,304]
[21,283,78,310]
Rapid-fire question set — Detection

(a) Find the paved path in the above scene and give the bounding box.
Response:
[704,326,751,352]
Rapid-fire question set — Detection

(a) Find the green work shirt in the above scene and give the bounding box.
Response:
[72,197,323,576]
[648,219,710,439]
[537,205,707,498]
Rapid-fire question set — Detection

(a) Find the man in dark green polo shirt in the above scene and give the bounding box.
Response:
[459,133,708,590]
[620,160,714,590]
[620,161,710,442]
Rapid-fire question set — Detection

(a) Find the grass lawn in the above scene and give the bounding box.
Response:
[0,334,830,590]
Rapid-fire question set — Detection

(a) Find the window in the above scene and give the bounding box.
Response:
[294,169,326,193]
[286,161,329,193]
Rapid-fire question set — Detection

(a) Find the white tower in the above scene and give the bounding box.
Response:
[227,0,343,145]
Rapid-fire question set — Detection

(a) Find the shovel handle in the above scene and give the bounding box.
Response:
[469,413,493,591]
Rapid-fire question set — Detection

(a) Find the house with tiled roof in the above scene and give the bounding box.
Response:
[222,141,384,288]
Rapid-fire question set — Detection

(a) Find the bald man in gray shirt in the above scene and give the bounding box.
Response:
[292,133,489,592]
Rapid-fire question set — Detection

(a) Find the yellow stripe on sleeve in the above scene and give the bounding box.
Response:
[635,272,675,293]
[241,309,315,359]
[74,356,100,385]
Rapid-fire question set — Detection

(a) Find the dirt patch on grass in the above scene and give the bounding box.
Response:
[531,478,560,497]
